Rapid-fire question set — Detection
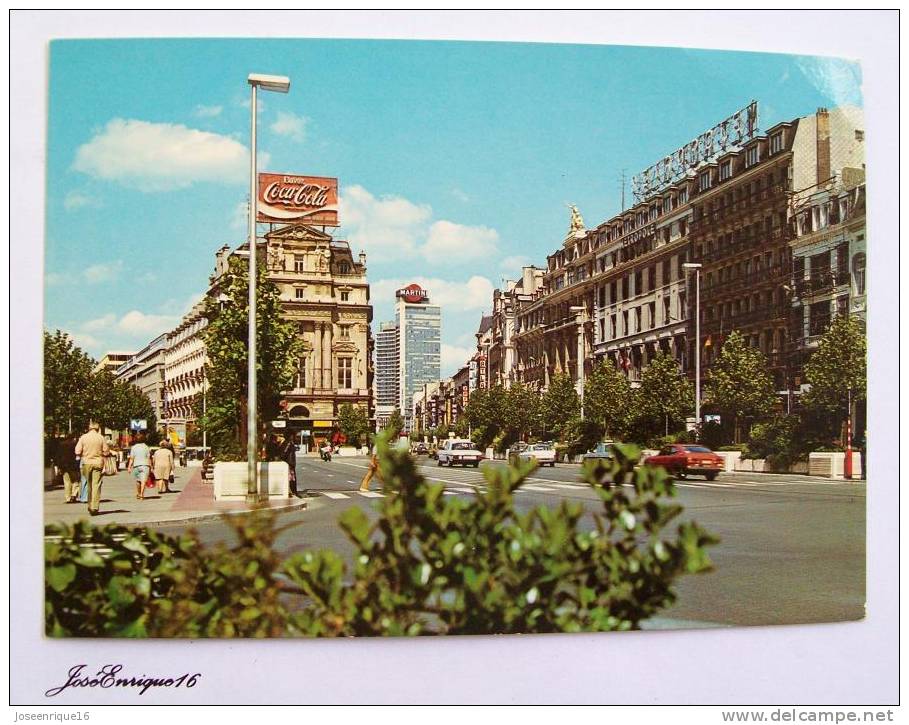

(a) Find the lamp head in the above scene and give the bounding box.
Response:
[247,73,290,93]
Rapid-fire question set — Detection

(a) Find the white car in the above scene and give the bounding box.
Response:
[437,439,484,468]
[511,442,557,467]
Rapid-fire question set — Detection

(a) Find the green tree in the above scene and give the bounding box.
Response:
[337,403,370,447]
[43,330,94,436]
[198,256,306,456]
[383,408,405,440]
[801,315,866,437]
[631,352,693,442]
[706,331,778,443]
[93,370,155,434]
[503,383,541,444]
[464,385,508,450]
[541,373,581,441]
[584,361,633,440]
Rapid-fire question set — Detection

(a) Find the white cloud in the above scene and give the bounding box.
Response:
[372,275,494,311]
[231,199,249,230]
[64,190,99,211]
[270,111,308,142]
[452,187,470,202]
[499,255,532,272]
[83,261,124,284]
[193,104,223,118]
[422,220,498,262]
[341,184,432,254]
[239,96,266,113]
[70,332,102,352]
[796,56,863,107]
[73,118,249,191]
[441,343,474,376]
[81,314,118,332]
[116,310,180,337]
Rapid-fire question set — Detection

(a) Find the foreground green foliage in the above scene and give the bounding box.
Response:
[46,436,717,637]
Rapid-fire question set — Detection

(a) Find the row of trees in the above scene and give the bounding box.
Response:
[43,330,156,442]
[457,315,866,457]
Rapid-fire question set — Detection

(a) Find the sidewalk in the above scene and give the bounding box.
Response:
[43,465,306,528]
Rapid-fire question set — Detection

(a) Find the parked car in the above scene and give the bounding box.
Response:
[509,442,556,467]
[436,439,484,467]
[583,441,616,462]
[644,444,724,480]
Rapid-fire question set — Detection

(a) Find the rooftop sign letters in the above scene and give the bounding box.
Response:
[632,101,759,202]
[257,173,339,226]
[396,284,429,303]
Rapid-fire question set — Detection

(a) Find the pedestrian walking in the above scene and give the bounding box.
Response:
[152,443,175,494]
[128,433,152,501]
[278,434,299,497]
[55,435,81,503]
[358,453,383,493]
[74,422,110,516]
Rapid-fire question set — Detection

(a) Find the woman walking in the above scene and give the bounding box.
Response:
[128,432,152,501]
[152,442,175,494]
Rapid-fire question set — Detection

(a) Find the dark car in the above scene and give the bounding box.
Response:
[412,442,429,456]
[644,444,724,480]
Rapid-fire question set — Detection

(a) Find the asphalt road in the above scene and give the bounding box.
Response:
[156,456,866,629]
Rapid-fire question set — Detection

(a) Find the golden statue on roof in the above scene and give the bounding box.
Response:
[567,203,585,233]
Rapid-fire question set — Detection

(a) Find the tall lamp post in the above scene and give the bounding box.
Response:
[246,73,290,503]
[682,263,703,432]
[569,305,586,420]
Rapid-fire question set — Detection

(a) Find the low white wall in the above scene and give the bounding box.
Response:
[809,451,862,479]
[716,451,742,472]
[213,461,290,501]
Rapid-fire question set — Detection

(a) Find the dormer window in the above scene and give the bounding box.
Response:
[338,261,351,275]
[719,160,732,181]
[678,188,688,204]
[663,196,672,214]
[770,131,783,155]
[746,145,760,167]
[698,170,712,192]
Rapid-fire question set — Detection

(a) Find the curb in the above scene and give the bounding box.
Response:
[47,498,310,529]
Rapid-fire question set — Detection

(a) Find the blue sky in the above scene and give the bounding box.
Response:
[45,38,862,375]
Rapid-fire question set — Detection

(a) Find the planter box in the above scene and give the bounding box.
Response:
[751,458,767,473]
[791,460,809,474]
[808,451,862,479]
[213,461,290,501]
[716,451,742,472]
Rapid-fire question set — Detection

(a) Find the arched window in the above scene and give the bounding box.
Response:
[852,253,866,295]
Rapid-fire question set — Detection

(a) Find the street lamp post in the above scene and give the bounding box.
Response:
[682,263,703,432]
[569,305,586,420]
[246,73,290,503]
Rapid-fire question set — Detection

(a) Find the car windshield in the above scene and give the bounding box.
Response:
[452,442,474,450]
[684,445,713,453]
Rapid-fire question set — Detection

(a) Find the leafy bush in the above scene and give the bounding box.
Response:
[46,436,718,637]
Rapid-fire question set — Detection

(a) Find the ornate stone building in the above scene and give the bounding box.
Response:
[260,223,373,446]
[162,300,208,446]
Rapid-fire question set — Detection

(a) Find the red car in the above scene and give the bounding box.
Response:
[644,444,724,480]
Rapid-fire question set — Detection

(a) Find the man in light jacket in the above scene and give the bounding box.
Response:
[75,421,110,516]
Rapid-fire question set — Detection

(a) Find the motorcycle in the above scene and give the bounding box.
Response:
[320,447,332,462]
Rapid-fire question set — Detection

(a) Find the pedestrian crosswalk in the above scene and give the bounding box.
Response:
[302,459,865,503]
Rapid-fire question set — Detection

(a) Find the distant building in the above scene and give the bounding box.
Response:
[92,352,135,376]
[391,284,441,431]
[374,320,400,429]
[116,334,168,429]
[163,300,208,447]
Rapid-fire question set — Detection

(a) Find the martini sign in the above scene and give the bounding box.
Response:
[257,172,339,226]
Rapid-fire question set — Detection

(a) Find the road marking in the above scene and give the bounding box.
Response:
[357,491,384,498]
[321,491,350,500]
[522,483,559,492]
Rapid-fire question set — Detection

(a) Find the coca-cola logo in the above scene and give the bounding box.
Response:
[396,284,428,303]
[257,172,339,226]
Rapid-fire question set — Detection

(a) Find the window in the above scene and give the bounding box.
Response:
[622,277,629,301]
[663,297,671,324]
[648,302,656,329]
[663,197,672,214]
[634,307,642,332]
[609,281,617,305]
[699,170,712,192]
[678,188,688,204]
[855,130,864,142]
[746,145,759,167]
[648,265,656,291]
[770,132,783,154]
[339,324,350,340]
[853,253,866,295]
[340,290,350,302]
[634,270,643,296]
[294,255,306,272]
[338,358,353,388]
[720,160,732,181]
[338,261,351,275]
[294,357,307,389]
[610,314,617,338]
[662,259,671,284]
[295,288,305,299]
[622,310,629,336]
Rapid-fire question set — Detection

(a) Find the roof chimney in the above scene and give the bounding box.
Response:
[816,107,831,185]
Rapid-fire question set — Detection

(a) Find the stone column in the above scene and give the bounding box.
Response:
[323,322,332,389]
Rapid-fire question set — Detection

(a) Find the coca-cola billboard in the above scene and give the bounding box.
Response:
[257,172,339,226]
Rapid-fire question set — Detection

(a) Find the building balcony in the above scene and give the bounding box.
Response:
[694,227,790,263]
[793,270,851,298]
[701,265,789,295]
[700,304,792,333]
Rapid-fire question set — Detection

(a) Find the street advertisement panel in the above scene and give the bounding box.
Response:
[257,172,339,226]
